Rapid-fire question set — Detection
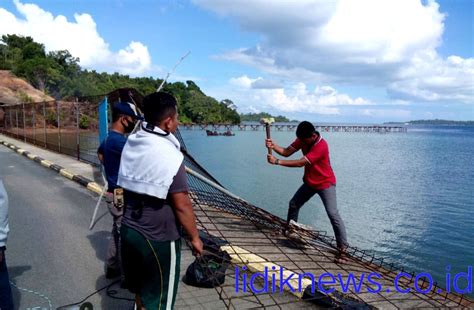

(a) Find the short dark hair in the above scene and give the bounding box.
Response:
[143,92,177,125]
[296,121,316,139]
[112,111,125,122]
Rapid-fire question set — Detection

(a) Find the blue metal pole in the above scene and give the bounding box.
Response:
[98,96,108,144]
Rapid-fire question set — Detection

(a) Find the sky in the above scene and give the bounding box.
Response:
[0,0,472,123]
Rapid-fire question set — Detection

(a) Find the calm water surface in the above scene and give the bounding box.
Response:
[181,125,474,292]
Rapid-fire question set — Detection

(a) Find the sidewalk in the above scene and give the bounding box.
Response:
[0,134,102,184]
[0,133,105,195]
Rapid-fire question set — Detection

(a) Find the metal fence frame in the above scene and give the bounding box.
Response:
[0,98,103,165]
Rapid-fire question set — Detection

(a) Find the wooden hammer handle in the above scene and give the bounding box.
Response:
[265,125,272,155]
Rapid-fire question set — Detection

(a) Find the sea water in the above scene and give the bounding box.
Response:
[181,125,474,294]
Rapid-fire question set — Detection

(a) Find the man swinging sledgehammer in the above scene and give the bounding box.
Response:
[265,121,349,264]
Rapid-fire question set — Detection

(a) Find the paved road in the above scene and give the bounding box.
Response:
[0,146,135,309]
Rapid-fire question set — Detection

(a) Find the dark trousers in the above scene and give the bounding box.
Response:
[121,225,181,309]
[0,252,13,310]
[288,183,348,249]
[106,198,123,271]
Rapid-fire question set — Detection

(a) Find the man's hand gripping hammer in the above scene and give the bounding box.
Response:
[260,117,275,154]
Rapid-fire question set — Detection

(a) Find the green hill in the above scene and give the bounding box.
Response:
[240,112,291,122]
[408,119,474,125]
[385,119,474,126]
[0,34,240,124]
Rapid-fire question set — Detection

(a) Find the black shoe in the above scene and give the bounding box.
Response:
[106,267,121,279]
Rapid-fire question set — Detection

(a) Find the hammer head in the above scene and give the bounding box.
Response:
[259,117,275,126]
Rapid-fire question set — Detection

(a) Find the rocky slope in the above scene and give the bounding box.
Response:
[0,70,53,105]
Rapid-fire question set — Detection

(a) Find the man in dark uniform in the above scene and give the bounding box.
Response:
[97,101,142,278]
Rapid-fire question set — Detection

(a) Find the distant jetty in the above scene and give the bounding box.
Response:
[183,123,407,133]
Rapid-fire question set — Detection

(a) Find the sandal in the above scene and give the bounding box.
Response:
[334,247,349,264]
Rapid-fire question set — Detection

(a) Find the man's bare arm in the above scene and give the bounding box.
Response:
[265,139,297,157]
[170,192,203,255]
[278,157,308,167]
[267,154,308,167]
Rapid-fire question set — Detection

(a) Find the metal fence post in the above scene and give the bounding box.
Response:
[76,98,80,160]
[2,108,5,131]
[22,103,26,142]
[43,101,47,148]
[2,108,7,132]
[32,103,36,144]
[15,107,19,138]
[9,109,12,136]
[57,100,61,153]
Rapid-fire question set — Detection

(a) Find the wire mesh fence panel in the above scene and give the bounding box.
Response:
[6,106,14,136]
[78,99,100,165]
[1,106,7,132]
[58,100,79,158]
[14,106,20,138]
[0,98,103,165]
[0,106,5,129]
[23,102,35,144]
[43,100,60,153]
[32,101,47,147]
[0,99,103,164]
[0,106,11,134]
[6,106,17,138]
[19,104,26,141]
[8,105,21,139]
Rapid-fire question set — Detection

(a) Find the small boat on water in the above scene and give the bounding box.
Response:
[206,130,235,137]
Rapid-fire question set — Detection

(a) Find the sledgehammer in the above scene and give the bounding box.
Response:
[260,117,275,154]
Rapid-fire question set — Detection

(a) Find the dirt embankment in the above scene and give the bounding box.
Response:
[0,70,53,106]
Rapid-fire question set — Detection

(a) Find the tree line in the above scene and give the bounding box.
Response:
[0,34,240,124]
[240,112,292,122]
[385,119,474,125]
[408,119,474,125]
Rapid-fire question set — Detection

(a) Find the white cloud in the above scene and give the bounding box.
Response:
[227,75,372,115]
[229,75,256,88]
[388,52,474,102]
[360,108,411,119]
[241,105,261,114]
[195,0,473,104]
[229,75,283,89]
[251,78,282,89]
[0,0,152,75]
[115,41,151,75]
[319,0,444,63]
